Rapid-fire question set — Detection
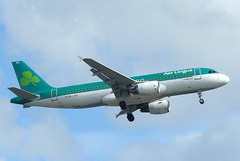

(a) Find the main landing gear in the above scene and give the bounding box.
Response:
[198,91,204,104]
[119,101,127,110]
[118,101,135,122]
[127,113,135,122]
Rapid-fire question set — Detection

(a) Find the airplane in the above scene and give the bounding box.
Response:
[9,58,230,122]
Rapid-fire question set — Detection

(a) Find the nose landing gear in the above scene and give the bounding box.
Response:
[198,91,204,104]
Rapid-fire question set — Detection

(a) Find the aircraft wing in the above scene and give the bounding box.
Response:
[82,58,136,89]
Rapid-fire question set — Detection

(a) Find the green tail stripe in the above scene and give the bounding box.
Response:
[12,61,53,93]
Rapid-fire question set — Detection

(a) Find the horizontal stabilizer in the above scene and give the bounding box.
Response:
[8,87,40,100]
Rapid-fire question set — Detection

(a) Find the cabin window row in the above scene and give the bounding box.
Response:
[145,73,193,81]
[64,85,109,94]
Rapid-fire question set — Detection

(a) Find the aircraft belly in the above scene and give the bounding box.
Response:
[26,98,58,108]
[74,93,102,108]
[59,90,110,108]
[125,95,161,105]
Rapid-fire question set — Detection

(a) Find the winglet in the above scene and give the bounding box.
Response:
[8,87,40,100]
[78,56,85,62]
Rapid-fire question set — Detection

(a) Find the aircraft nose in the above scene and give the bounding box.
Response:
[220,74,230,85]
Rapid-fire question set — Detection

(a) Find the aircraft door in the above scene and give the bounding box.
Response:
[194,68,202,80]
[51,89,58,101]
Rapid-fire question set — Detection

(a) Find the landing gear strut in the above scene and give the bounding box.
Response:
[127,113,135,122]
[119,101,127,109]
[198,91,204,104]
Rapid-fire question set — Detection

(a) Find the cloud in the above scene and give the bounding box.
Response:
[0,97,82,161]
[115,114,240,161]
[1,0,239,76]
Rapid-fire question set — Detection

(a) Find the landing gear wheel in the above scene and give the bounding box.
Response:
[127,113,135,122]
[199,99,204,104]
[198,91,204,104]
[119,101,127,110]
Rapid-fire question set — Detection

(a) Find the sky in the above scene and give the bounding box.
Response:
[0,0,239,161]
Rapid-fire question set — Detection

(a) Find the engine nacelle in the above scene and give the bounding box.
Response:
[141,100,170,114]
[130,81,166,95]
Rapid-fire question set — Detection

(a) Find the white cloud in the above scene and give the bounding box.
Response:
[0,97,82,161]
[1,0,239,78]
[115,114,240,161]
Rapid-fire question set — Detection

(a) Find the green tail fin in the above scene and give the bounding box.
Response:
[12,61,53,93]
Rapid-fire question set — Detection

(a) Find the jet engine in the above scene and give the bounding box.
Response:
[141,100,170,114]
[129,81,166,95]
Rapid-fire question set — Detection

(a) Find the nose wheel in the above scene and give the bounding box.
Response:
[199,98,204,104]
[198,91,204,104]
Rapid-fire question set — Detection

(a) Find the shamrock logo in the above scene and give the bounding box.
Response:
[20,71,40,86]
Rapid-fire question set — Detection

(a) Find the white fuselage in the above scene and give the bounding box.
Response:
[25,73,229,109]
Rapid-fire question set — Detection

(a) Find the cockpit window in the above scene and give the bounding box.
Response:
[209,70,218,74]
